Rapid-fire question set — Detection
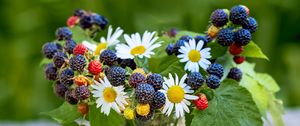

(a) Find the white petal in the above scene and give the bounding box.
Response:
[82,41,97,52]
[196,40,204,50]
[175,104,180,118]
[181,101,190,113]
[184,94,198,100]
[179,74,187,87]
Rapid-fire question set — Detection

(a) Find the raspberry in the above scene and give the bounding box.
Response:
[210,9,229,27]
[64,39,77,54]
[118,58,136,70]
[217,28,234,46]
[77,103,89,115]
[42,42,62,59]
[136,103,150,116]
[128,73,146,88]
[67,16,79,28]
[179,35,193,42]
[74,75,89,86]
[74,9,86,17]
[234,29,252,46]
[194,35,208,48]
[65,89,78,105]
[173,40,186,55]
[227,67,243,82]
[56,27,72,41]
[70,55,87,72]
[107,66,126,86]
[151,91,166,109]
[123,108,135,120]
[59,68,74,86]
[146,73,163,91]
[207,25,219,38]
[233,56,245,64]
[185,72,205,90]
[229,5,248,25]
[53,81,68,99]
[79,15,93,29]
[136,109,153,121]
[100,50,117,66]
[206,63,224,78]
[73,44,87,56]
[229,43,243,55]
[53,52,67,68]
[44,63,58,81]
[135,83,155,104]
[206,75,221,89]
[167,28,177,37]
[91,13,108,30]
[242,17,258,33]
[193,93,208,110]
[88,60,102,75]
[75,85,90,100]
[165,43,174,55]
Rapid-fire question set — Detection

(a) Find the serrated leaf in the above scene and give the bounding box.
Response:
[207,42,227,59]
[241,41,269,60]
[255,73,280,92]
[89,105,125,126]
[70,26,93,43]
[191,80,263,126]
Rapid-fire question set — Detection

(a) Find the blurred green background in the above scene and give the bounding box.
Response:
[0,0,300,121]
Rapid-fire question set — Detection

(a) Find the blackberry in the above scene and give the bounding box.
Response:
[136,108,154,121]
[70,55,87,72]
[206,63,224,78]
[227,67,243,82]
[165,43,174,55]
[151,91,166,109]
[100,50,117,66]
[206,75,221,89]
[135,83,155,104]
[173,40,186,55]
[128,73,146,88]
[79,15,93,29]
[118,58,136,70]
[74,9,85,17]
[234,29,252,46]
[42,42,62,59]
[64,39,77,54]
[65,89,78,105]
[91,13,108,30]
[75,85,90,100]
[107,66,126,86]
[146,73,163,91]
[185,72,205,90]
[53,52,67,68]
[217,28,234,46]
[54,81,68,99]
[60,68,74,86]
[194,35,208,48]
[210,9,229,27]
[229,5,248,25]
[179,35,193,42]
[44,63,58,81]
[56,27,72,41]
[242,17,258,33]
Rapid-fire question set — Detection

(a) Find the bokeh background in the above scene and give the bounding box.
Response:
[0,0,300,122]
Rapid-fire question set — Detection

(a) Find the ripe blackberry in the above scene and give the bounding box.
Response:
[74,9,85,17]
[227,67,243,82]
[173,40,186,55]
[206,75,221,89]
[242,17,258,33]
[229,43,243,55]
[75,85,90,100]
[79,15,93,29]
[73,44,87,56]
[64,39,76,54]
[100,50,117,66]
[53,52,67,68]
[194,35,208,48]
[136,108,154,121]
[107,66,126,86]
[185,72,205,90]
[210,9,229,27]
[65,89,78,105]
[60,68,74,86]
[118,58,136,70]
[146,74,163,91]
[70,55,87,72]
[135,83,155,104]
[151,91,166,109]
[217,28,234,46]
[56,27,72,41]
[44,63,58,81]
[129,73,146,88]
[229,5,248,25]
[91,13,108,30]
[207,63,224,78]
[233,56,245,64]
[42,42,62,59]
[179,35,193,42]
[165,43,174,55]
[88,60,102,75]
[54,81,68,99]
[234,29,252,46]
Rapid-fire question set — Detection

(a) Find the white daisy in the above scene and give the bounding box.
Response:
[160,73,198,118]
[82,25,124,55]
[177,39,211,72]
[116,31,162,59]
[91,76,128,115]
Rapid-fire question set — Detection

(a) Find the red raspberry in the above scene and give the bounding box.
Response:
[233,56,246,64]
[88,60,102,75]
[67,16,79,28]
[229,43,244,55]
[193,93,208,110]
[77,103,89,115]
[73,44,87,55]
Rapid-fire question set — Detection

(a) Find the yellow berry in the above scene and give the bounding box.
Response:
[136,103,150,116]
[123,108,135,120]
[207,25,219,38]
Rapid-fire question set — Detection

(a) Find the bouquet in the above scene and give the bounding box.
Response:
[41,5,283,126]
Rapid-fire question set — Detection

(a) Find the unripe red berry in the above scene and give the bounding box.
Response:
[193,93,208,110]
[233,56,246,64]
[73,44,87,56]
[77,103,89,115]
[229,43,244,55]
[67,16,79,28]
[88,60,102,75]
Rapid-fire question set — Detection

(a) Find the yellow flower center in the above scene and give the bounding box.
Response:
[130,46,146,55]
[167,85,185,103]
[95,42,107,55]
[103,87,117,103]
[123,108,135,120]
[188,49,201,62]
[136,103,150,116]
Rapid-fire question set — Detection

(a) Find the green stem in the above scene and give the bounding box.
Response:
[174,118,179,126]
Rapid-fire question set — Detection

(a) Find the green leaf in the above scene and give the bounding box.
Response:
[89,105,125,126]
[39,58,52,66]
[237,61,256,77]
[62,122,79,126]
[191,80,263,126]
[70,26,93,43]
[207,41,227,59]
[268,94,284,126]
[42,102,81,124]
[241,41,269,60]
[255,73,280,92]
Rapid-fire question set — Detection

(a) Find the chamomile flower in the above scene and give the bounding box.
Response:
[177,39,211,72]
[116,31,162,59]
[160,73,198,118]
[83,25,123,55]
[91,76,128,115]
